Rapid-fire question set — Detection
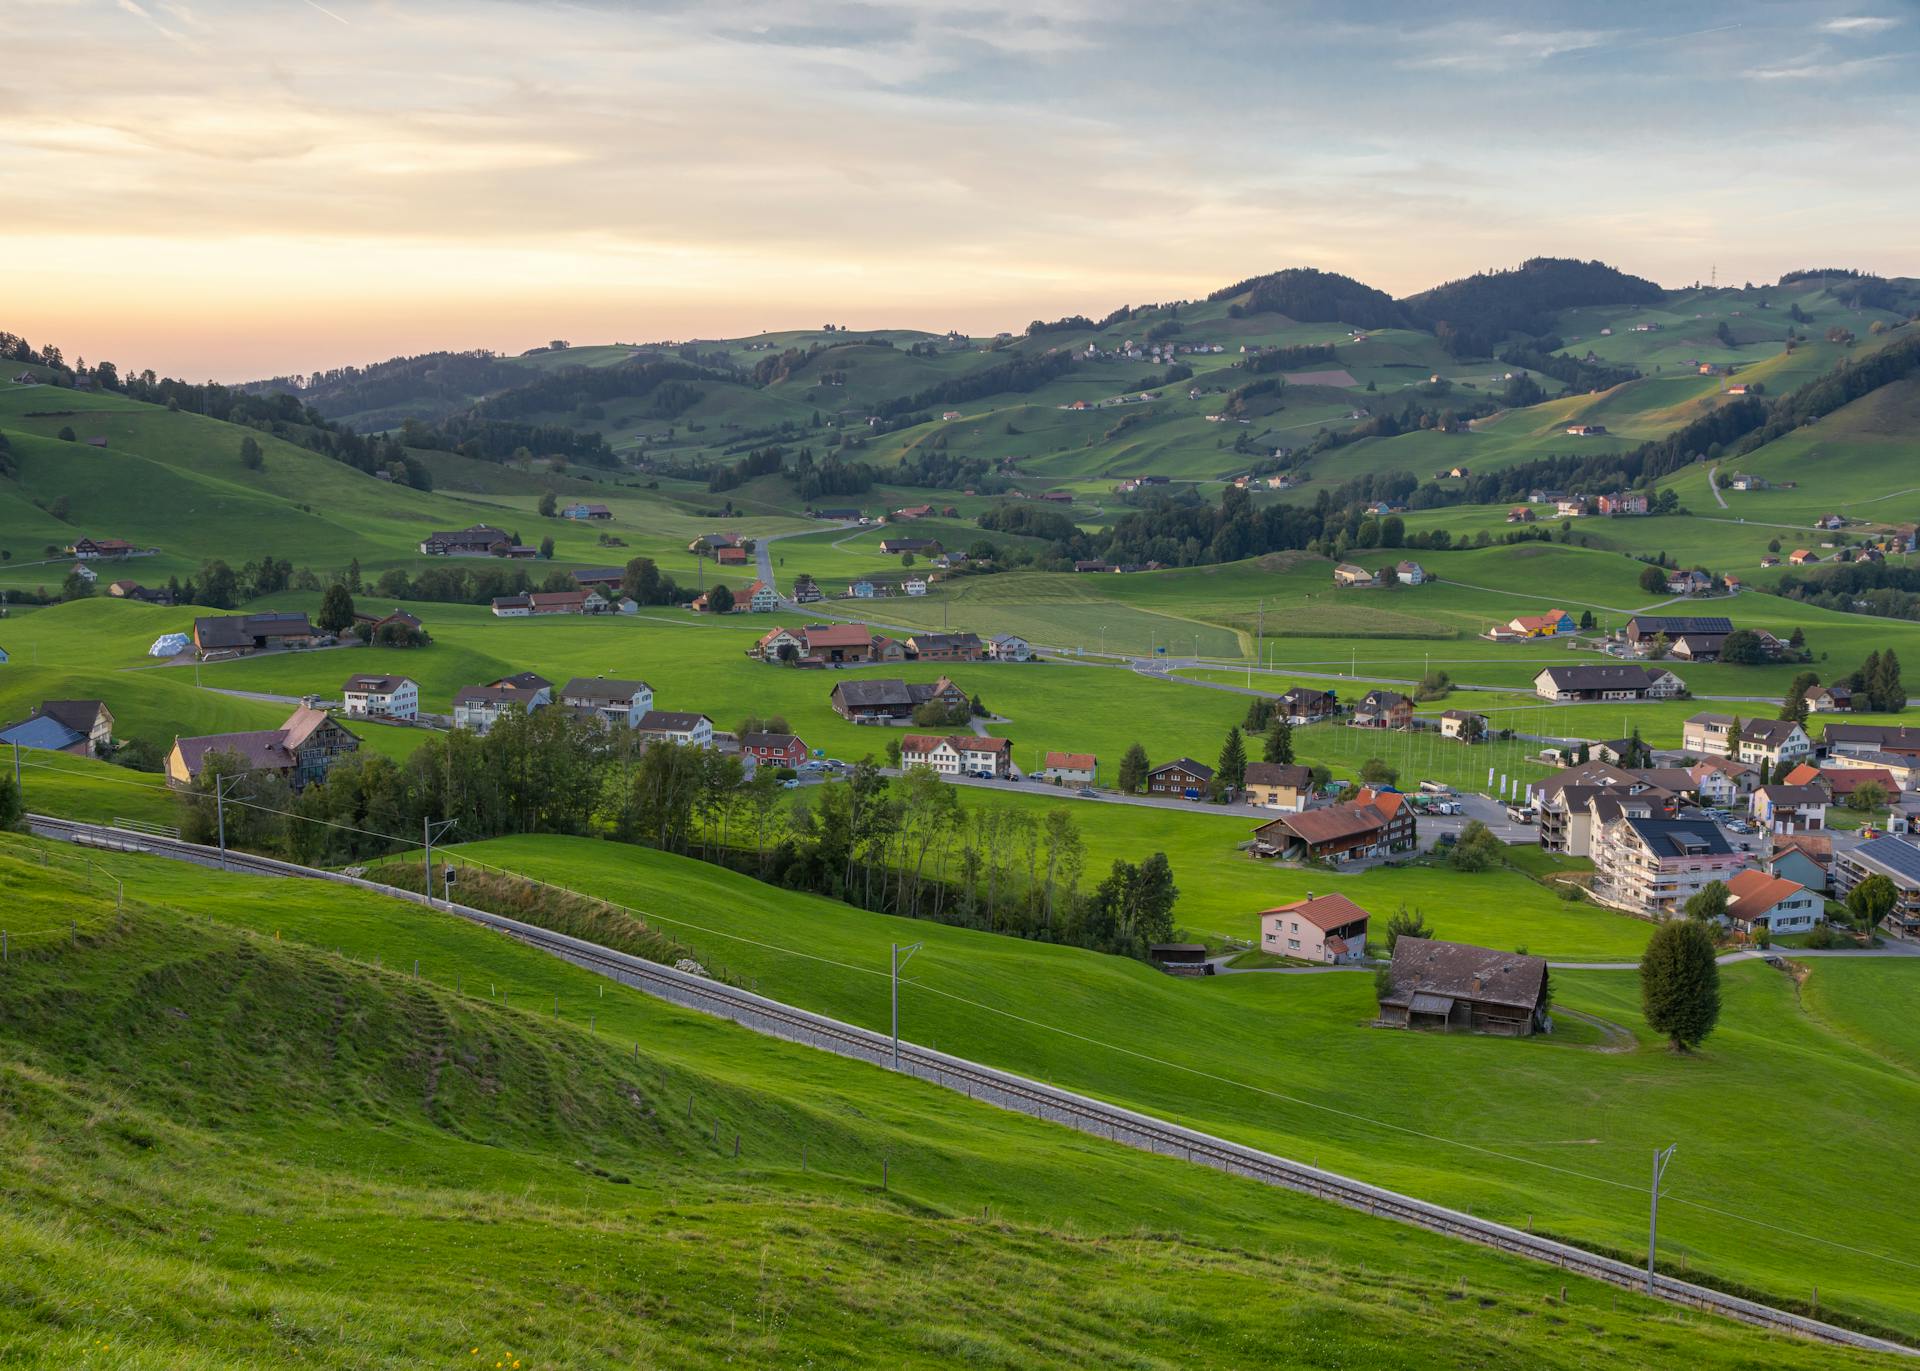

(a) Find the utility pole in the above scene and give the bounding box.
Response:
[891,941,923,1070]
[1648,1143,1678,1295]
[214,773,244,871]
[423,817,458,904]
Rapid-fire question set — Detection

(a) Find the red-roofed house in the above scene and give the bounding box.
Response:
[1258,893,1371,964]
[901,733,1012,778]
[803,623,874,664]
[1725,868,1823,937]
[1042,751,1097,785]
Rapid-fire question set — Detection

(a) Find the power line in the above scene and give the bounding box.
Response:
[430,851,1920,1274]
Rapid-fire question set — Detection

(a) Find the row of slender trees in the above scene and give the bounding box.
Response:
[176,709,1180,961]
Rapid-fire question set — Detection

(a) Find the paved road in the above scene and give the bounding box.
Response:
[1708,463,1729,509]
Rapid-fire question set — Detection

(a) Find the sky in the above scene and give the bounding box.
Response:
[4,0,1916,380]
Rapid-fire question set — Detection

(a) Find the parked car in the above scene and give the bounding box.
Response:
[1076,786,1097,798]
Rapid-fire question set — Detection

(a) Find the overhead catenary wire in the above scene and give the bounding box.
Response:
[422,847,1920,1275]
[30,801,1914,1278]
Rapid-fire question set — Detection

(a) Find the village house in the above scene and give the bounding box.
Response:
[1145,758,1213,799]
[1438,709,1485,742]
[451,680,551,735]
[1532,664,1684,702]
[340,674,419,721]
[1806,684,1854,713]
[1332,563,1379,588]
[1822,722,1920,760]
[829,676,967,723]
[987,633,1032,662]
[1782,762,1900,804]
[869,635,909,663]
[1258,893,1370,965]
[799,622,874,665]
[1488,609,1575,641]
[1377,939,1550,1037]
[891,504,935,520]
[354,608,426,645]
[1833,836,1920,934]
[559,502,613,520]
[744,625,806,660]
[879,537,942,556]
[901,733,1013,779]
[1350,689,1413,729]
[1664,568,1713,596]
[1506,506,1535,523]
[1590,815,1746,918]
[490,589,609,617]
[1597,492,1649,517]
[790,574,823,604]
[1625,615,1733,658]
[635,711,714,748]
[1681,714,1811,769]
[1274,685,1339,724]
[1751,784,1828,833]
[905,631,986,663]
[1252,789,1413,863]
[1724,869,1823,938]
[167,705,359,791]
[69,536,136,559]
[419,524,511,556]
[1688,756,1760,806]
[568,567,625,595]
[1768,832,1833,893]
[1788,549,1819,566]
[902,577,928,597]
[0,700,115,757]
[193,611,317,657]
[1536,785,1672,858]
[559,677,655,728]
[1041,751,1097,785]
[1394,560,1427,586]
[1242,762,1311,811]
[743,580,780,613]
[850,580,878,599]
[740,732,809,769]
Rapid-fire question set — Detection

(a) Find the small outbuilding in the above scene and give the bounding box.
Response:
[1376,938,1550,1037]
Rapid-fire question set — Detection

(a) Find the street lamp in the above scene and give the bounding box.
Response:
[1648,1143,1678,1294]
[891,941,923,1070]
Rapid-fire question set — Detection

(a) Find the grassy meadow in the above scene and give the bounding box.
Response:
[373,830,1920,1342]
[4,832,1865,1370]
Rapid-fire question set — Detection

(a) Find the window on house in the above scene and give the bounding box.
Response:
[1287,939,1300,950]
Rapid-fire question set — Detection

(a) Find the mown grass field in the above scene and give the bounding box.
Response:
[396,831,1920,1342]
[4,833,1859,1370]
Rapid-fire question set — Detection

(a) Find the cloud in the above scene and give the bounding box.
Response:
[1745,52,1904,79]
[1387,20,1618,72]
[1820,15,1900,33]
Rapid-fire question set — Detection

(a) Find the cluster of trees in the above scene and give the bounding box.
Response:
[1209,268,1409,329]
[1778,558,1920,625]
[244,350,526,424]
[1404,258,1664,359]
[874,350,1073,420]
[179,714,1178,960]
[469,358,714,428]
[1243,344,1336,375]
[1497,340,1639,394]
[397,414,616,468]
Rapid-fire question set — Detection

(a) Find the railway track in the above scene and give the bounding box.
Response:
[25,813,1914,1358]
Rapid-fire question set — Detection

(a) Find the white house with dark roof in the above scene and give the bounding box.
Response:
[636,710,714,748]
[559,677,654,728]
[341,674,419,721]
